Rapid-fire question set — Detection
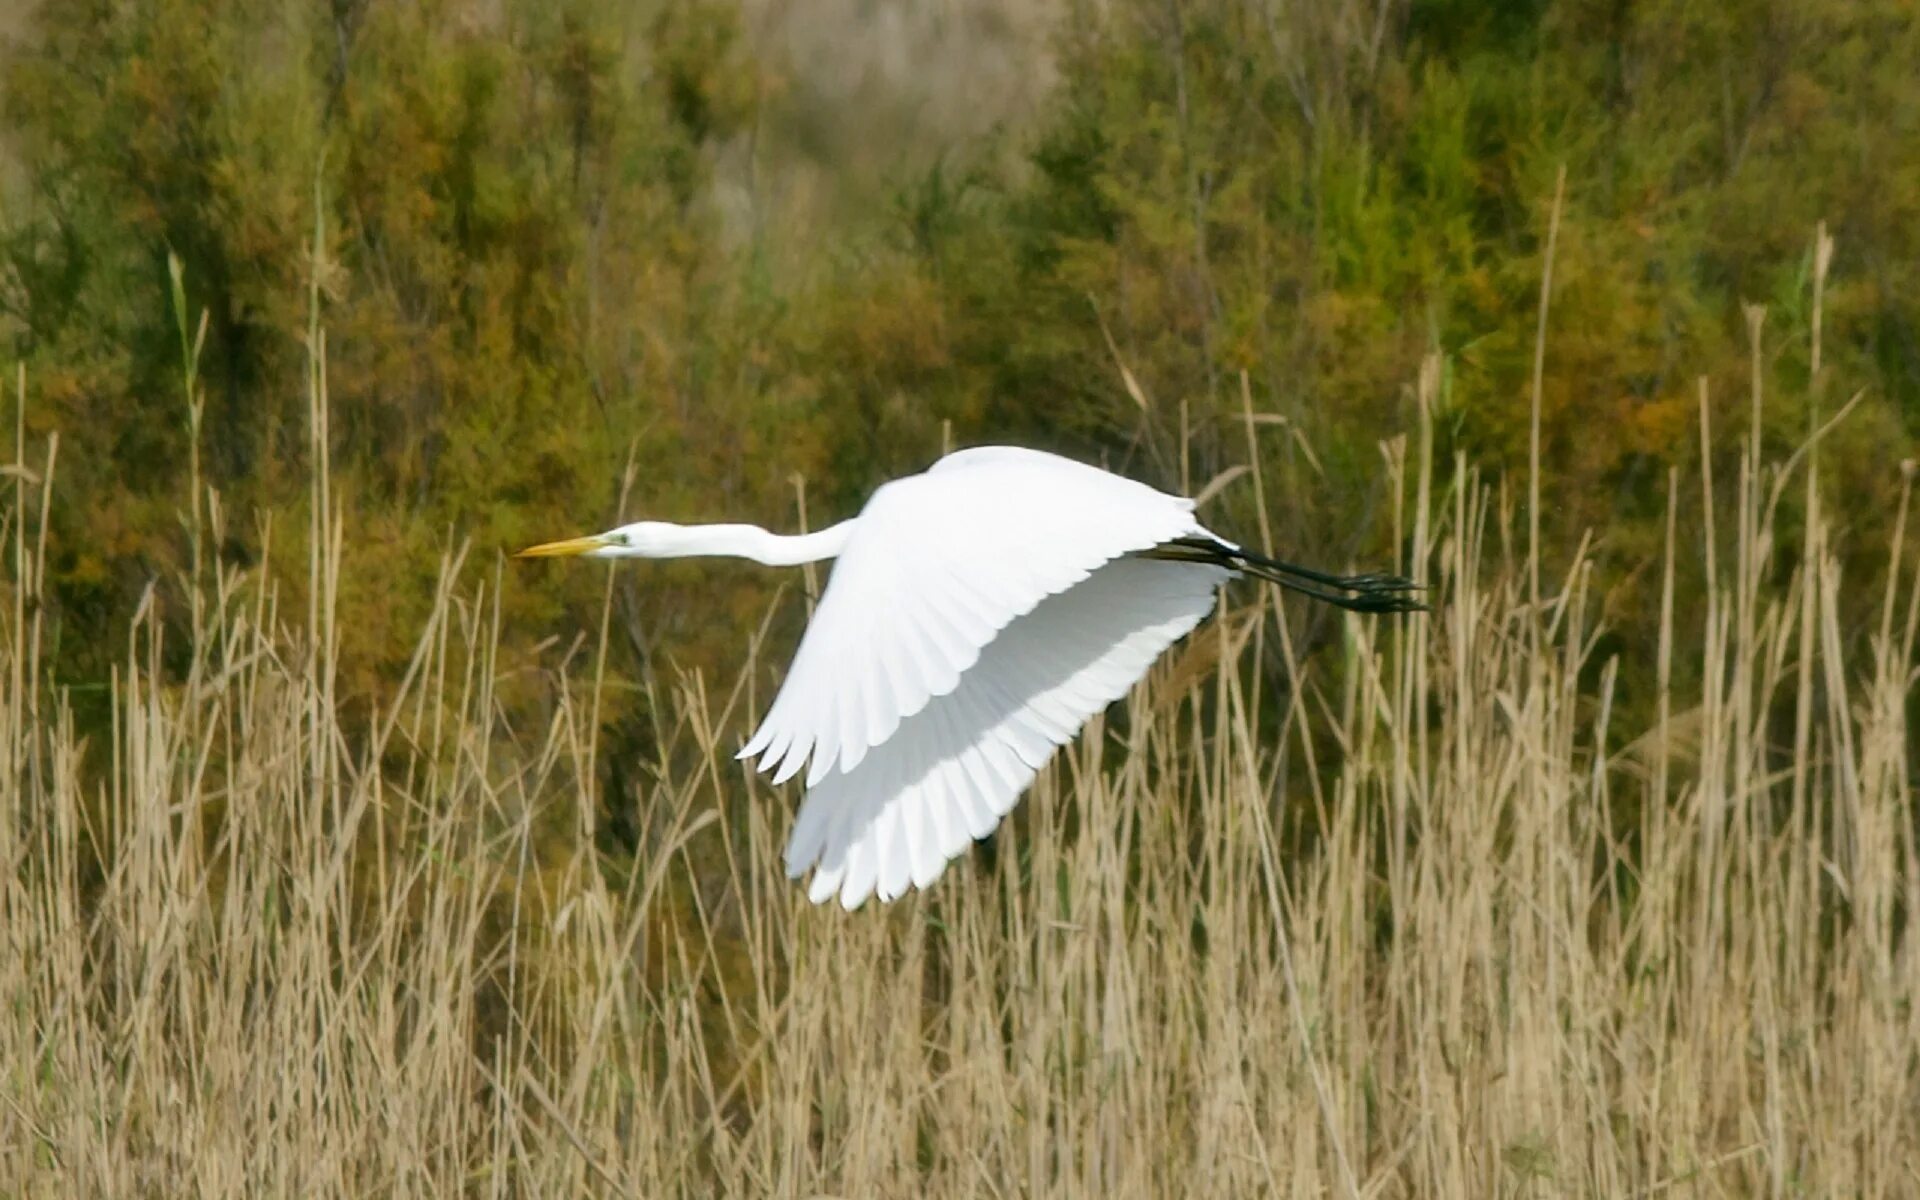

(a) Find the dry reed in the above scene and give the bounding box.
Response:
[2,238,1916,1197]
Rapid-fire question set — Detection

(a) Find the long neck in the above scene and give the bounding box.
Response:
[654,520,854,566]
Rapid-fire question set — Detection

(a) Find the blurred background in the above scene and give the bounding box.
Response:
[3,0,1913,746]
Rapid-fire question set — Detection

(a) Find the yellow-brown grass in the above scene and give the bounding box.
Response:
[3,277,1917,1194]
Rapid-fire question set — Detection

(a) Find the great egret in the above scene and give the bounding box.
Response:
[517,446,1421,908]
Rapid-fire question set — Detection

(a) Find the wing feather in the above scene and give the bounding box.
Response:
[785,555,1229,907]
[929,700,996,841]
[742,448,1205,790]
[884,786,918,902]
[921,765,967,876]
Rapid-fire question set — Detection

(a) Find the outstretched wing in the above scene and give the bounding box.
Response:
[738,447,1208,788]
[783,555,1228,907]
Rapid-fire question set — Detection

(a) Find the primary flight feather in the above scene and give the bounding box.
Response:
[517,446,1421,908]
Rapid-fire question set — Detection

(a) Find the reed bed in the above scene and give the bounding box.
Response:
[2,316,1916,1194]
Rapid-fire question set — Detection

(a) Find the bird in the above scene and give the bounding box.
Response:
[516,445,1422,909]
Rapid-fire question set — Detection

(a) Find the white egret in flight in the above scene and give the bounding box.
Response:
[518,446,1421,908]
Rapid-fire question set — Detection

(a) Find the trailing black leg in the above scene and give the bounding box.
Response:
[1147,537,1427,614]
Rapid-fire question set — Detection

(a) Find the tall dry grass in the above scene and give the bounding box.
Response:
[3,235,1917,1196]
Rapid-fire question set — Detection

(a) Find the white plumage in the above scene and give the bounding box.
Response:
[516,445,1420,908]
[782,554,1225,906]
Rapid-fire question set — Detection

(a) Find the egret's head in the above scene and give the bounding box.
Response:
[514,521,673,560]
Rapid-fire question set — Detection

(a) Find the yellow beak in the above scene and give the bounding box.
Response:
[513,534,609,559]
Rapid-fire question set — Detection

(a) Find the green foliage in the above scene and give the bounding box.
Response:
[761,0,1919,728]
[2,0,776,705]
[1,0,1916,748]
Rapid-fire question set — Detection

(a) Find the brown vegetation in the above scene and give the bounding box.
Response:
[3,262,1913,1191]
